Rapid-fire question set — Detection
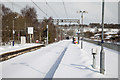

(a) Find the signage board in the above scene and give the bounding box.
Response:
[28,27,33,34]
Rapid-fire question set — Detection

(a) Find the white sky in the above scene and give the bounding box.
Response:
[0,0,119,24]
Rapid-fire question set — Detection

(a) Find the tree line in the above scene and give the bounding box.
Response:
[1,4,59,44]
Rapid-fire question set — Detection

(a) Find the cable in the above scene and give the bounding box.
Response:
[45,0,58,18]
[6,0,23,9]
[62,0,68,19]
[31,0,49,17]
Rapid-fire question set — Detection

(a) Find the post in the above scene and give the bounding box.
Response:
[77,30,80,44]
[25,21,27,42]
[60,28,62,40]
[81,12,83,49]
[77,11,81,44]
[56,28,58,42]
[18,31,20,43]
[13,19,15,46]
[47,25,48,45]
[30,34,32,43]
[29,34,31,43]
[92,48,97,69]
[100,0,105,74]
[78,33,79,44]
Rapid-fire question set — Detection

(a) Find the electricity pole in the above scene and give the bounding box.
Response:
[81,11,84,49]
[13,16,18,46]
[13,19,15,46]
[47,25,48,45]
[79,11,88,49]
[77,11,81,44]
[100,0,105,74]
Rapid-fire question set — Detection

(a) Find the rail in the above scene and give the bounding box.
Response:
[0,44,45,62]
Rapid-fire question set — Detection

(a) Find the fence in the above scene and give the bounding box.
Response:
[84,39,120,52]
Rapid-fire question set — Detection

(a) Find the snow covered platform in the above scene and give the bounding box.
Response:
[0,40,118,78]
[1,40,70,78]
[0,43,43,55]
[53,41,118,78]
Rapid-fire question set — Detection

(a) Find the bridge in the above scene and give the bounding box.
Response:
[39,18,80,25]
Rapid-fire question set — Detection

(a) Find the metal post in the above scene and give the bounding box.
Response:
[77,29,80,44]
[13,19,15,46]
[18,31,20,43]
[77,11,81,44]
[60,28,62,40]
[24,16,27,42]
[81,12,83,49]
[56,28,58,42]
[100,0,105,74]
[78,32,79,44]
[29,34,30,43]
[30,34,32,43]
[47,25,48,45]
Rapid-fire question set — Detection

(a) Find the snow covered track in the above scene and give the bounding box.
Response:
[0,44,45,61]
[1,40,71,78]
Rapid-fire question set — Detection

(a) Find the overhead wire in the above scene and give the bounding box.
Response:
[6,0,24,10]
[45,0,58,18]
[62,0,68,19]
[31,0,49,17]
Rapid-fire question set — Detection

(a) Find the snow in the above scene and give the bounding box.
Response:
[0,43,42,55]
[0,40,118,78]
[105,32,118,35]
[1,40,70,78]
[53,41,118,78]
[94,34,101,36]
[58,23,78,25]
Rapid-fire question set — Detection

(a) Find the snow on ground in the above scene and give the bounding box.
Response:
[53,40,118,78]
[1,40,70,78]
[0,43,42,55]
[0,40,118,78]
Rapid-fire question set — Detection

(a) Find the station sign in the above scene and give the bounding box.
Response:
[28,27,33,34]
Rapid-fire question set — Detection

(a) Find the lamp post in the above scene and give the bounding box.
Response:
[100,0,105,74]
[46,25,48,45]
[13,16,19,46]
[77,11,81,44]
[62,29,65,39]
[77,11,88,49]
[24,18,27,42]
[12,18,15,46]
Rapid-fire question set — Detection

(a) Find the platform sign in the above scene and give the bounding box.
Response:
[28,27,33,34]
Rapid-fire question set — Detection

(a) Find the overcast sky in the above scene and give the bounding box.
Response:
[0,0,119,24]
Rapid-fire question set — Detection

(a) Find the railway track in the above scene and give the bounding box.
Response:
[0,44,45,62]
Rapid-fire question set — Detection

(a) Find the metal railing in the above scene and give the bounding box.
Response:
[84,39,120,52]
